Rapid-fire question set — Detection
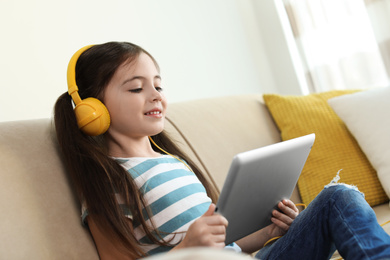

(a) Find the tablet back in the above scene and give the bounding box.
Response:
[215,134,315,245]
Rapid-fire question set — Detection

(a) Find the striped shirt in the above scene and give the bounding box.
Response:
[81,155,240,255]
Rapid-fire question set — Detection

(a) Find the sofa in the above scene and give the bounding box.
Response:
[0,94,389,259]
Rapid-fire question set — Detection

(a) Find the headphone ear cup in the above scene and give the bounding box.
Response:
[74,97,111,136]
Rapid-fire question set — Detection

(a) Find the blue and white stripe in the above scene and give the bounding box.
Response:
[117,155,212,254]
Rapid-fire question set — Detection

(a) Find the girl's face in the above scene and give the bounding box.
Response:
[103,52,167,142]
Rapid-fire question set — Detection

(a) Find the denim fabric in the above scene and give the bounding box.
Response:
[255,185,390,260]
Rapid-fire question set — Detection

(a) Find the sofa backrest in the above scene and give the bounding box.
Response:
[0,119,99,259]
[165,95,282,191]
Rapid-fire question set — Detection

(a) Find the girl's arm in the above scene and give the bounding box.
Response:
[235,199,299,254]
[88,217,135,260]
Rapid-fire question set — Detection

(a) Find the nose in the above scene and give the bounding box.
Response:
[151,87,163,102]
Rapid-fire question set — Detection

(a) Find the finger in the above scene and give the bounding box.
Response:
[200,234,226,247]
[271,216,290,231]
[208,225,227,235]
[278,201,299,219]
[213,241,227,248]
[205,215,229,227]
[211,234,226,243]
[277,202,296,218]
[272,209,294,226]
[203,203,216,217]
[282,199,299,212]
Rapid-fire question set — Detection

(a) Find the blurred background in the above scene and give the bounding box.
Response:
[1,0,389,122]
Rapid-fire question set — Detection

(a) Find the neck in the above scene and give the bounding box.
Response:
[105,134,160,158]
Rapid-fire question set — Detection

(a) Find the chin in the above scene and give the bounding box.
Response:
[149,128,165,137]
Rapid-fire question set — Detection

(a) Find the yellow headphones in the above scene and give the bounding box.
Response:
[67,45,111,136]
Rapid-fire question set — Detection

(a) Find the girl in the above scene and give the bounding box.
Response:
[54,42,390,260]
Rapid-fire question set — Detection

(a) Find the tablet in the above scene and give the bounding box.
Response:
[215,134,315,245]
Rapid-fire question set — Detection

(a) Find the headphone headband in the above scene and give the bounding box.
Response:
[67,45,94,104]
[66,44,111,136]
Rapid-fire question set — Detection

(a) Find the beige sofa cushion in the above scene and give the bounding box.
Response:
[0,119,98,260]
[166,95,282,191]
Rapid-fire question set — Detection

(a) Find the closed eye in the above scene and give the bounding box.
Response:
[129,88,142,93]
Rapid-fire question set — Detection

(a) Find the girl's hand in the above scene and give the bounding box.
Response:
[266,199,299,238]
[177,203,228,249]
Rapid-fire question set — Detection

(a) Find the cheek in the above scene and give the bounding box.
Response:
[104,100,120,120]
[104,97,131,124]
[109,103,137,122]
[102,90,118,115]
[105,92,134,114]
[162,96,168,110]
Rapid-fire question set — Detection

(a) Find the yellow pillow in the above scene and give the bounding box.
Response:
[263,90,388,207]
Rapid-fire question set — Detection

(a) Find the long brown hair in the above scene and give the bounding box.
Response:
[54,42,218,258]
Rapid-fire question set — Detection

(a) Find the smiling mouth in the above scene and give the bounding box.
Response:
[145,111,162,115]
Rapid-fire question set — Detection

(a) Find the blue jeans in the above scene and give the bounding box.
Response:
[255,185,390,260]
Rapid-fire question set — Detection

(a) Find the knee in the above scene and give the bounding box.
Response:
[320,184,365,204]
[322,184,377,222]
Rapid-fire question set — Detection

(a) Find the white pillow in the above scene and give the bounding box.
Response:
[328,87,390,199]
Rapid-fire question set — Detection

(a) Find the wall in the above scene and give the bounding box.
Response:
[366,0,390,77]
[0,0,301,122]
